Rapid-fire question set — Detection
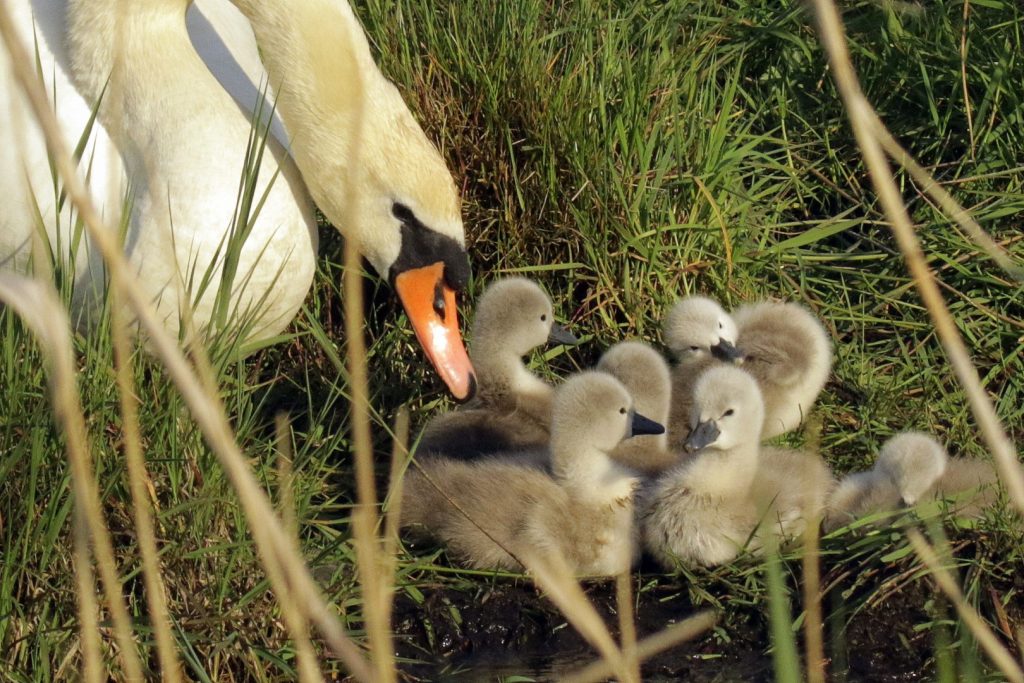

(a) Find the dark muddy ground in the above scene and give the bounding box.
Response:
[390,538,1022,682]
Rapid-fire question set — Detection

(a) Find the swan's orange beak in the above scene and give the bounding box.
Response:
[395,262,476,402]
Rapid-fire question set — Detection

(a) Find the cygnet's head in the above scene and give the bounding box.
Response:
[550,371,664,461]
[876,432,949,506]
[663,296,743,364]
[596,341,671,421]
[471,278,578,358]
[685,366,764,452]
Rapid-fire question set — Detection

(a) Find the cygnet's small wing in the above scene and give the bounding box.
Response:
[418,407,550,460]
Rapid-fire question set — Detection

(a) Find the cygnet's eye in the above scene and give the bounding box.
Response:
[540,314,547,322]
[689,345,700,351]
[619,407,627,415]
[718,322,723,329]
[723,409,735,417]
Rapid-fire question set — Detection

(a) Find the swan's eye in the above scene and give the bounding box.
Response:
[723,409,734,417]
[689,345,700,351]
[718,322,723,329]
[540,314,547,322]
[391,202,415,223]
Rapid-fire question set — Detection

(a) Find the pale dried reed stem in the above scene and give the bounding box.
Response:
[810,0,1024,514]
[562,610,718,683]
[380,408,411,638]
[615,572,640,683]
[329,27,397,679]
[343,239,396,683]
[908,530,1024,683]
[802,514,826,683]
[520,551,629,682]
[274,415,323,683]
[276,414,298,537]
[73,510,103,683]
[871,123,1021,281]
[0,275,143,680]
[0,11,371,680]
[111,295,183,683]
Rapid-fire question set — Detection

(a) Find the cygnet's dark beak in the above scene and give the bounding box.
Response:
[547,322,580,346]
[710,338,744,363]
[627,411,665,438]
[684,419,721,452]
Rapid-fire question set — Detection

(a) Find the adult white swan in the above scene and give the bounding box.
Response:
[0,0,475,399]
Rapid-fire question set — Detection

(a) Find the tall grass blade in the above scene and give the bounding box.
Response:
[0,274,144,680]
[809,0,1024,515]
[908,530,1024,683]
[111,291,182,682]
[272,414,322,683]
[764,538,801,682]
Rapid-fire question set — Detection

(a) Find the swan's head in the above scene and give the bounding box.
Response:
[471,278,578,360]
[347,79,475,401]
[685,366,763,452]
[596,341,671,423]
[663,296,743,365]
[550,372,664,474]
[237,0,476,399]
[876,432,948,506]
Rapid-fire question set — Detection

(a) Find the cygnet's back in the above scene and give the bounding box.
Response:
[662,296,742,446]
[418,277,576,459]
[597,341,678,474]
[402,371,656,575]
[731,301,832,438]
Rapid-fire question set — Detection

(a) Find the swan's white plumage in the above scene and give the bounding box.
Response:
[2,0,314,339]
[1,0,465,346]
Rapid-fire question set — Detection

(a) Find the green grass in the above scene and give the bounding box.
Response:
[2,0,1024,679]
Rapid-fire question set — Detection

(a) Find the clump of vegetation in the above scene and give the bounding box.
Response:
[1,0,1022,680]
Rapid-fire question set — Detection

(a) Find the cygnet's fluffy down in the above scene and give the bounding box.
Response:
[731,301,833,438]
[662,296,742,446]
[662,296,832,443]
[642,365,833,568]
[402,371,663,575]
[597,341,680,475]
[825,431,1002,531]
[417,277,577,459]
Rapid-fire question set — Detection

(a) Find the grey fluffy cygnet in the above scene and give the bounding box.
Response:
[825,431,1001,530]
[417,277,578,459]
[662,296,742,446]
[642,365,833,568]
[662,296,832,442]
[401,371,664,575]
[731,300,832,438]
[597,341,680,475]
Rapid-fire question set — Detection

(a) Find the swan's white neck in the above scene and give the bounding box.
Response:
[230,0,368,211]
